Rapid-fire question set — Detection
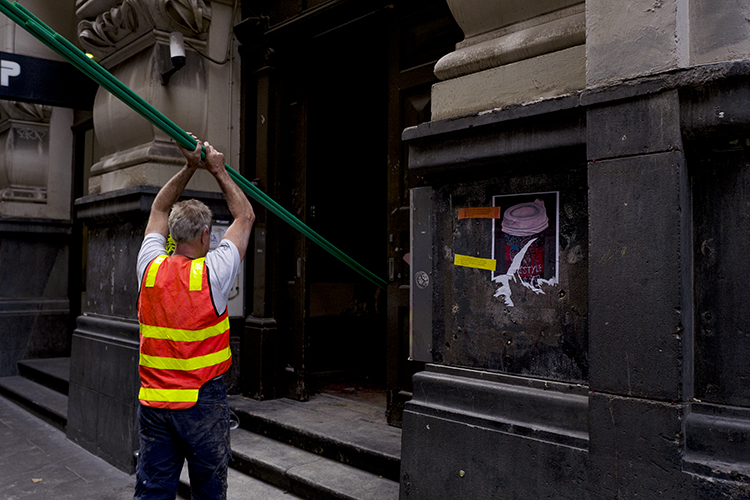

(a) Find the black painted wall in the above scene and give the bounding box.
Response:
[431,163,589,383]
[0,219,72,377]
[401,62,750,499]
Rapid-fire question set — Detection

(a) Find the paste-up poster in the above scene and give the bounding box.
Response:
[492,192,559,306]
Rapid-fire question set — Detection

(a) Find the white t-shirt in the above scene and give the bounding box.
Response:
[136,233,241,315]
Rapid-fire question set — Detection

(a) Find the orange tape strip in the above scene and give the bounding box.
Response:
[458,207,501,219]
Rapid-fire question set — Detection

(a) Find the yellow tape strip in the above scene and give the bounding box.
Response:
[189,258,205,291]
[454,254,497,272]
[145,255,168,288]
[139,346,231,371]
[139,387,199,403]
[140,317,230,342]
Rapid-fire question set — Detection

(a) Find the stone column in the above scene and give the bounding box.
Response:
[586,88,692,498]
[76,0,216,195]
[584,0,750,497]
[431,0,586,120]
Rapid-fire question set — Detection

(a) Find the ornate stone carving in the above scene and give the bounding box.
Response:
[0,102,52,203]
[0,101,52,122]
[77,0,211,58]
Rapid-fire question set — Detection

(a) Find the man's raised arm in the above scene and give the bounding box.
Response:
[201,141,255,261]
[144,141,202,238]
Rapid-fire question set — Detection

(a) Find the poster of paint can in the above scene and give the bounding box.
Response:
[492,192,559,288]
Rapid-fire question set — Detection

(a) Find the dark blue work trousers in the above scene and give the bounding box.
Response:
[134,377,230,500]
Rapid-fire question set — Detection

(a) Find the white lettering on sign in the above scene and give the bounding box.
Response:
[1,60,21,86]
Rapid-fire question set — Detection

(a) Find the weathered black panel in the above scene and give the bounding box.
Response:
[400,58,750,500]
[67,316,140,474]
[0,221,72,376]
[410,186,434,362]
[589,151,687,400]
[401,366,590,500]
[432,162,588,383]
[693,147,750,407]
[587,90,683,160]
[588,392,691,498]
[685,403,750,479]
[84,221,144,319]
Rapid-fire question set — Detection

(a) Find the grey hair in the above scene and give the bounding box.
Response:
[168,199,213,243]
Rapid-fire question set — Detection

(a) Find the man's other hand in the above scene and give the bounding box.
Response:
[179,136,203,170]
[202,141,225,177]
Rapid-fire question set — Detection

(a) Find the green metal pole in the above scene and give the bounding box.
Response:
[0,0,386,289]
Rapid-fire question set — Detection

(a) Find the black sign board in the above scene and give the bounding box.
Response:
[0,51,98,110]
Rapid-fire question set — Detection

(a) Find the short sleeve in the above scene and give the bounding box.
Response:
[137,233,168,288]
[205,239,241,314]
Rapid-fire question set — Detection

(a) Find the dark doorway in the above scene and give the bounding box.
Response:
[304,13,388,403]
[241,0,462,423]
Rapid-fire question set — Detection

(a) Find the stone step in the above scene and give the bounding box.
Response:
[178,459,305,500]
[228,394,401,482]
[0,375,68,431]
[231,428,398,500]
[17,357,70,395]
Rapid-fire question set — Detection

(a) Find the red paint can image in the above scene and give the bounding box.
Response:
[502,199,549,283]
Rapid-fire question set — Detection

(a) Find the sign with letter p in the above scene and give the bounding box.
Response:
[1,59,20,86]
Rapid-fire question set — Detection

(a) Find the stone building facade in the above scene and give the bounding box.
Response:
[1,0,750,497]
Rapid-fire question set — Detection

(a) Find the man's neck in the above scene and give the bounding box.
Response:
[174,242,206,260]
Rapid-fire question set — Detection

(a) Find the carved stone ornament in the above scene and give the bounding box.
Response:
[0,101,52,204]
[0,101,52,123]
[77,0,211,58]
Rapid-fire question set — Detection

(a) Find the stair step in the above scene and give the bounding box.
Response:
[17,357,70,395]
[229,394,401,481]
[178,460,305,500]
[229,428,399,500]
[0,375,67,430]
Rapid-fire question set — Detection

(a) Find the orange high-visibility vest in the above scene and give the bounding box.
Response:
[137,254,232,409]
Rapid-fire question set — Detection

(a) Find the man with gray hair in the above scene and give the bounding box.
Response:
[134,139,254,500]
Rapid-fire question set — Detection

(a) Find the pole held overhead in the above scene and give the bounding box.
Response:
[0,0,386,289]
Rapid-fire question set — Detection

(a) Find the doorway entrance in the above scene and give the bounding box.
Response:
[243,0,462,424]
[276,9,388,406]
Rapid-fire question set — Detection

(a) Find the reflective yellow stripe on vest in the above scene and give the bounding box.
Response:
[139,387,199,403]
[145,255,168,288]
[139,346,231,371]
[140,316,230,342]
[189,258,205,291]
